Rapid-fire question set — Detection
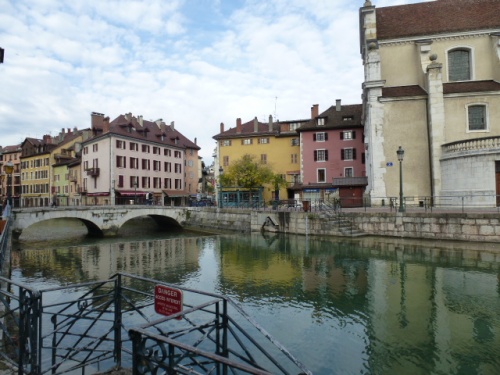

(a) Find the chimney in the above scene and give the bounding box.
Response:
[67,128,71,134]
[91,112,105,129]
[103,116,110,133]
[336,99,341,111]
[138,115,143,126]
[124,113,132,121]
[254,117,258,132]
[194,137,197,145]
[311,104,319,119]
[268,115,273,132]
[220,122,225,133]
[170,121,175,131]
[43,135,52,144]
[236,118,242,133]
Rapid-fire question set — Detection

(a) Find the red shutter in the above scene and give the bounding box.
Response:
[325,150,329,161]
[313,134,316,141]
[352,131,356,139]
[325,133,328,141]
[341,149,345,160]
[314,151,317,161]
[340,132,344,140]
[353,148,357,160]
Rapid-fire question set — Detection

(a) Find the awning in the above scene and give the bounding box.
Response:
[86,192,110,197]
[162,190,190,198]
[116,190,146,197]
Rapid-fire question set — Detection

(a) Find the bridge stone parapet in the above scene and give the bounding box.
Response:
[12,206,189,238]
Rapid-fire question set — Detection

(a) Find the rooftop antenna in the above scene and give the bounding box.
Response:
[274,96,278,121]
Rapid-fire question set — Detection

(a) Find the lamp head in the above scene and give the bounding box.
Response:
[219,166,224,174]
[396,146,405,162]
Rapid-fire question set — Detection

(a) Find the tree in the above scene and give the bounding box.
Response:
[221,154,274,188]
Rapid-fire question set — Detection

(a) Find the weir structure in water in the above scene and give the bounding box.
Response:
[0,272,311,375]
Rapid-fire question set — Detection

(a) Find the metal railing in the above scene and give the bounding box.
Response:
[0,273,311,374]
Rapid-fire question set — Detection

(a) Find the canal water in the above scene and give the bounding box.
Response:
[10,218,500,375]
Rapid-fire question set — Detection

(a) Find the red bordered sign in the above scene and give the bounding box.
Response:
[154,285,183,318]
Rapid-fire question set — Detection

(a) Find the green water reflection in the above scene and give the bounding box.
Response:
[11,221,500,375]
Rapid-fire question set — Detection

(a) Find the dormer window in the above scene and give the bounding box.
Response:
[342,116,354,121]
[448,48,471,81]
[317,118,325,126]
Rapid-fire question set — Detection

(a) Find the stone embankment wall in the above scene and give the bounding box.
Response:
[183,208,500,243]
[347,212,500,242]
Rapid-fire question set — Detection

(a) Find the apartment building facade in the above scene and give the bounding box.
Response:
[297,101,366,207]
[82,112,200,206]
[213,115,304,204]
[0,144,22,208]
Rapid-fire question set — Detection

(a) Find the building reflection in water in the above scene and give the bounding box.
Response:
[11,230,500,375]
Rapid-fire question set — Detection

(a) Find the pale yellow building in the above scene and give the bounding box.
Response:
[360,0,500,207]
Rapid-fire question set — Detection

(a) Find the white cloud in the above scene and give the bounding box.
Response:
[0,0,429,161]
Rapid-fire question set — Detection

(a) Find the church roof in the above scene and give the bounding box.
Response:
[376,0,500,40]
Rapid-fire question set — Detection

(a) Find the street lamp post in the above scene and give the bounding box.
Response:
[218,166,223,208]
[397,146,405,213]
[4,161,14,208]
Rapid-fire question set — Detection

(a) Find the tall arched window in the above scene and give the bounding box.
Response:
[448,48,471,81]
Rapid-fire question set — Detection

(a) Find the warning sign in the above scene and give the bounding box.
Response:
[154,285,183,318]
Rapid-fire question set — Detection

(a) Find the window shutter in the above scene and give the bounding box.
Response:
[341,149,345,160]
[352,131,356,139]
[325,133,328,141]
[325,150,329,161]
[116,155,120,167]
[124,157,126,168]
[313,134,316,141]
[353,148,357,160]
[362,152,365,164]
[340,132,344,140]
[314,151,317,161]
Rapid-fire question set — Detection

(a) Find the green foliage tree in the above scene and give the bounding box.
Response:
[221,154,274,188]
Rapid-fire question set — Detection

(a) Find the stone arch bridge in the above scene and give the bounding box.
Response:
[11,206,190,238]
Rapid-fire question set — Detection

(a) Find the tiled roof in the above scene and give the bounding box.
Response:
[92,114,200,150]
[443,80,500,94]
[213,119,278,139]
[296,104,363,131]
[376,0,500,40]
[1,144,21,153]
[382,85,428,97]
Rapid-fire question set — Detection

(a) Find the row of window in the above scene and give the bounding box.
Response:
[313,131,356,142]
[84,142,184,158]
[21,183,50,194]
[316,167,355,183]
[115,156,183,173]
[221,138,301,147]
[20,158,50,169]
[113,176,183,190]
[21,170,49,180]
[313,148,364,162]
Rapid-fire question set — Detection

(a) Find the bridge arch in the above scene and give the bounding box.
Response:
[12,207,185,238]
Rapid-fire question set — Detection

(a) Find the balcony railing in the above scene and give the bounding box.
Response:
[442,136,500,155]
[332,176,368,186]
[86,167,100,177]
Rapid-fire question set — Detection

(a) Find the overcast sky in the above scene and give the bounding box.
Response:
[0,0,429,163]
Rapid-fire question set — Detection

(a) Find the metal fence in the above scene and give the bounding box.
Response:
[0,272,311,374]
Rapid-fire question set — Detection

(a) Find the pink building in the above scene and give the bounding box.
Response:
[296,100,367,207]
[82,112,200,206]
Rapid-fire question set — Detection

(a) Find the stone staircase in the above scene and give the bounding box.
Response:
[317,201,366,237]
